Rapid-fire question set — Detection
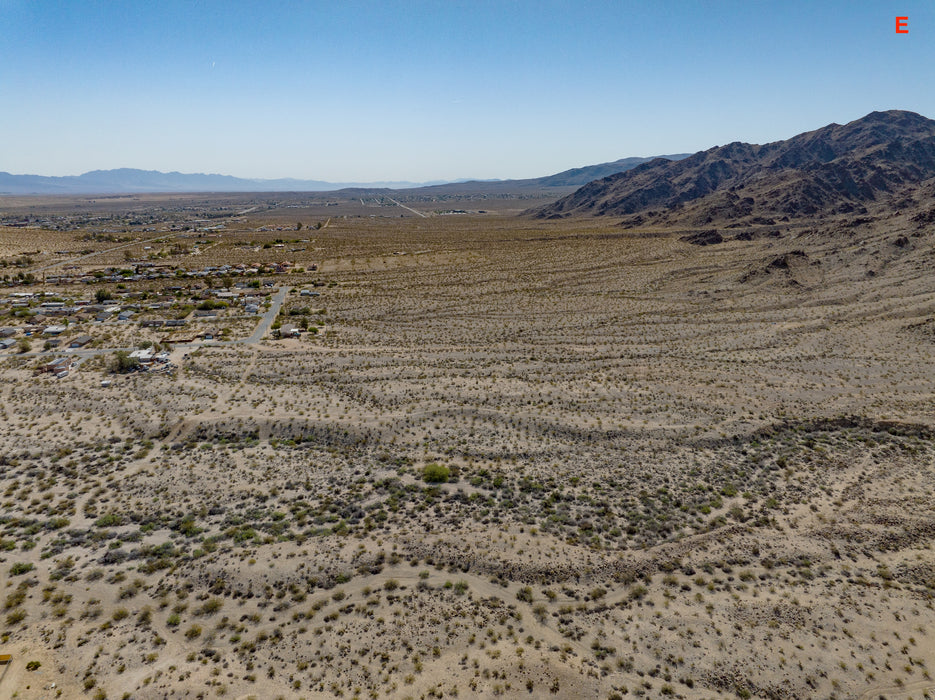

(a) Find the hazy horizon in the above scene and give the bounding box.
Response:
[3,1,933,182]
[0,166,454,185]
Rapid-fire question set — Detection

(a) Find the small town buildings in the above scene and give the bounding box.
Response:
[40,357,70,373]
[69,335,92,348]
[44,307,73,317]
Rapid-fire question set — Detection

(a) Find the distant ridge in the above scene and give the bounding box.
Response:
[0,155,691,196]
[530,154,691,187]
[0,168,438,195]
[532,110,935,225]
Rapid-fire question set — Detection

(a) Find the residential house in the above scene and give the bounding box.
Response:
[40,357,70,374]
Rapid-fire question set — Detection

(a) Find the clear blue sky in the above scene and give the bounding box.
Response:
[2,1,933,182]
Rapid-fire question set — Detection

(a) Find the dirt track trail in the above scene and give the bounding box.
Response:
[857,680,935,700]
[29,232,180,274]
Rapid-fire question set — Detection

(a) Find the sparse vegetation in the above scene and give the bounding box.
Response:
[0,192,932,699]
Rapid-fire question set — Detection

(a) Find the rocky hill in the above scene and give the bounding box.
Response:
[533,110,935,225]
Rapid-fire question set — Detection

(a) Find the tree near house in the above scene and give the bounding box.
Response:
[112,351,139,374]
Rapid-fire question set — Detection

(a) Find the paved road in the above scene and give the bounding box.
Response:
[151,284,290,349]
[224,285,289,345]
[385,197,428,218]
[8,286,291,359]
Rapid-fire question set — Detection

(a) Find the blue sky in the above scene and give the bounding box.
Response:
[2,1,933,181]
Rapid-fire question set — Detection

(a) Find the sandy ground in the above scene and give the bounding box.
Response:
[1,203,934,699]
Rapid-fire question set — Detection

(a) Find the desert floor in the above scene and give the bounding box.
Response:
[1,199,934,699]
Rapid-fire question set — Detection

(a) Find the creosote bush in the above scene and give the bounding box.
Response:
[422,463,450,483]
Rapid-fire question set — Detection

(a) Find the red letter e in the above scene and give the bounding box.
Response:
[896,16,908,33]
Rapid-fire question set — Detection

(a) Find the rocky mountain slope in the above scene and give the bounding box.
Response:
[533,110,935,226]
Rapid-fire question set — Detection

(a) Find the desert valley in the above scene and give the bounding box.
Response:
[1,110,934,700]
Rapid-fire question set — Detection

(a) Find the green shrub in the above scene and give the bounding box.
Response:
[422,463,450,483]
[9,562,34,576]
[197,597,223,615]
[95,513,122,527]
[629,584,648,600]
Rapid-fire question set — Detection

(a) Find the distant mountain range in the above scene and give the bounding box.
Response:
[533,110,935,225]
[0,168,442,195]
[513,155,691,188]
[0,155,690,196]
